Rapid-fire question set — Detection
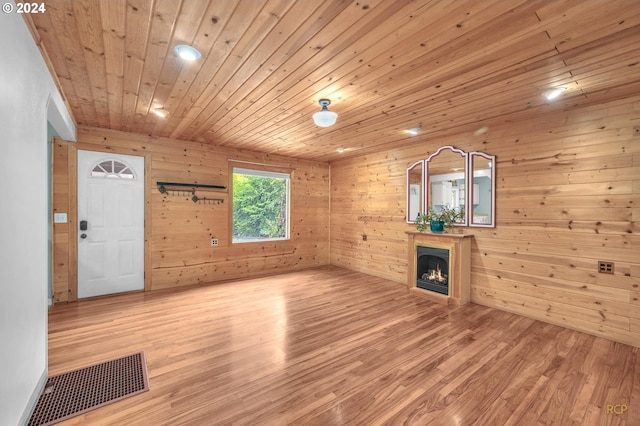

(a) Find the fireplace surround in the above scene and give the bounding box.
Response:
[406,231,472,306]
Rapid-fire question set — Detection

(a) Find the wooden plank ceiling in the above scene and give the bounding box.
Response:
[27,0,640,162]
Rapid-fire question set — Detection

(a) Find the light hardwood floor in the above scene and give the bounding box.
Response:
[48,266,639,425]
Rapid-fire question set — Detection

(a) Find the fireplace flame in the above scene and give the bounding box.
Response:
[427,264,446,283]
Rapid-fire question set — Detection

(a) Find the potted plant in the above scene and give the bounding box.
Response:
[414,211,429,232]
[439,205,465,231]
[414,207,443,233]
[415,206,464,233]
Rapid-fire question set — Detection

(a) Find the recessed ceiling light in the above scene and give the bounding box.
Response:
[174,44,201,61]
[337,147,345,153]
[406,128,420,136]
[152,107,167,118]
[474,126,489,136]
[543,87,567,101]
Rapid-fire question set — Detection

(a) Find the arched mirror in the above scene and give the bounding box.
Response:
[406,160,424,223]
[407,146,496,230]
[425,146,467,226]
[469,152,495,227]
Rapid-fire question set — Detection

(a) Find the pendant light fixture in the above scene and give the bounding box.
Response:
[312,99,338,127]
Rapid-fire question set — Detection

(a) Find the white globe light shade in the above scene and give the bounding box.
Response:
[312,110,338,127]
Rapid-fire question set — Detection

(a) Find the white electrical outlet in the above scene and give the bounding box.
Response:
[211,238,218,246]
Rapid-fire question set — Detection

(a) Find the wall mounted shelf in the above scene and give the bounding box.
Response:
[157,181,226,204]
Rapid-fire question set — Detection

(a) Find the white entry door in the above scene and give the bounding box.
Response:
[77,150,144,298]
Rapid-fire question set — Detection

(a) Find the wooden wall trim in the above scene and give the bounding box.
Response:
[144,153,152,291]
[68,143,77,301]
[52,138,72,303]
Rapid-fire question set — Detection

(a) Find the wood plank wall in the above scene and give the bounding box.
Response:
[52,126,330,301]
[330,95,640,347]
[52,140,73,303]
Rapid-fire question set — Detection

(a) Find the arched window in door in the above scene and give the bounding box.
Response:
[90,160,135,179]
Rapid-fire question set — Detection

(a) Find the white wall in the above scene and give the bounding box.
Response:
[0,4,75,425]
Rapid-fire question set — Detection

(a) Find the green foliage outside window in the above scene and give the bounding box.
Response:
[232,171,288,241]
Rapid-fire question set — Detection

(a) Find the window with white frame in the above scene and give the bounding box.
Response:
[232,167,290,243]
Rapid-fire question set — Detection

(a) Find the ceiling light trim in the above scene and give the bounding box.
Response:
[174,44,202,61]
[543,86,567,101]
[152,107,167,118]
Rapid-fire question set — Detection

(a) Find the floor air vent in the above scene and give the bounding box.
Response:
[28,352,149,426]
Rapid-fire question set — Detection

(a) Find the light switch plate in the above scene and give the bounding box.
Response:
[54,213,68,223]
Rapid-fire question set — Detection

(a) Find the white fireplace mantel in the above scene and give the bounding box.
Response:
[406,231,473,306]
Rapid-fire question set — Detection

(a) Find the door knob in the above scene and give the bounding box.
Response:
[80,233,87,239]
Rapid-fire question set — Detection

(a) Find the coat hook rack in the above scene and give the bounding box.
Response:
[157,181,226,205]
[191,194,224,205]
